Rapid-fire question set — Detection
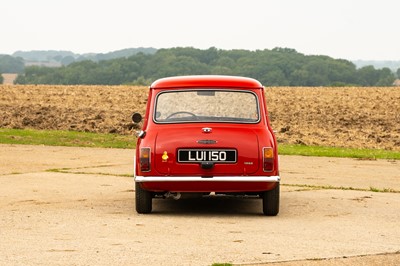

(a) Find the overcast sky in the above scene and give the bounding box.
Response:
[2,0,400,60]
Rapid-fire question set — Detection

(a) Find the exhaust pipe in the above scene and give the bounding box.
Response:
[164,192,181,200]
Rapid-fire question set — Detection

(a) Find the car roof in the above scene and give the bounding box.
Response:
[150,75,263,89]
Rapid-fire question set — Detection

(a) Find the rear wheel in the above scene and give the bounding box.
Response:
[262,183,280,216]
[135,182,152,213]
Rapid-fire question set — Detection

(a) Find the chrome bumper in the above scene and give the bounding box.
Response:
[135,176,280,182]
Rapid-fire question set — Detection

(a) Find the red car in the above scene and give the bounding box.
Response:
[132,75,280,215]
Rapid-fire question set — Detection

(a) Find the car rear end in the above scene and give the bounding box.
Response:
[133,76,280,215]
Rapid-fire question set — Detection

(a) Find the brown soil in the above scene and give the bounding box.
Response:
[0,85,147,134]
[0,85,399,151]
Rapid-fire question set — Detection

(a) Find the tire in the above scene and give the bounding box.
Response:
[135,182,152,214]
[262,183,280,216]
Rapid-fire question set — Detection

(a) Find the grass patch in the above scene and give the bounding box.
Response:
[0,128,135,149]
[283,183,400,193]
[46,167,132,178]
[0,128,399,160]
[279,144,400,160]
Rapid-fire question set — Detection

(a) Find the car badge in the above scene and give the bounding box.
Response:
[202,127,212,133]
[197,139,217,144]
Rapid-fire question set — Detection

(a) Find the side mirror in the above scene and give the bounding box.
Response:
[131,113,146,138]
[132,113,142,123]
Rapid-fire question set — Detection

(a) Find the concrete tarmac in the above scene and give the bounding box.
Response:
[0,144,399,265]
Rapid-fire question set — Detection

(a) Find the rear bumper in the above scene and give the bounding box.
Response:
[135,175,280,182]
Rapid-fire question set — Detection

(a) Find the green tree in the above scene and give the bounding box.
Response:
[0,55,24,73]
[262,69,288,86]
[130,76,153,85]
[290,69,310,86]
[357,66,379,86]
[61,56,75,65]
[13,47,394,86]
[375,67,395,86]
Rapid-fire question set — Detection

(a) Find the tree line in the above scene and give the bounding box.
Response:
[7,47,399,86]
[0,55,25,74]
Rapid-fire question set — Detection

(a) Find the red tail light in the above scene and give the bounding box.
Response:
[140,147,151,172]
[263,147,274,172]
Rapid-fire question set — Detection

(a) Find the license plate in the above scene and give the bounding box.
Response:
[178,149,236,163]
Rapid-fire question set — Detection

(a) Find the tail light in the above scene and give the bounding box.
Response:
[263,147,274,172]
[140,147,151,172]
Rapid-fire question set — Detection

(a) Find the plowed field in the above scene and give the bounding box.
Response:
[1,85,399,151]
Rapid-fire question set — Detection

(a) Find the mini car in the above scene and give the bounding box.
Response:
[132,75,280,215]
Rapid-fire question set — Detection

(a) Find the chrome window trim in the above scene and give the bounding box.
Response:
[153,89,261,124]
